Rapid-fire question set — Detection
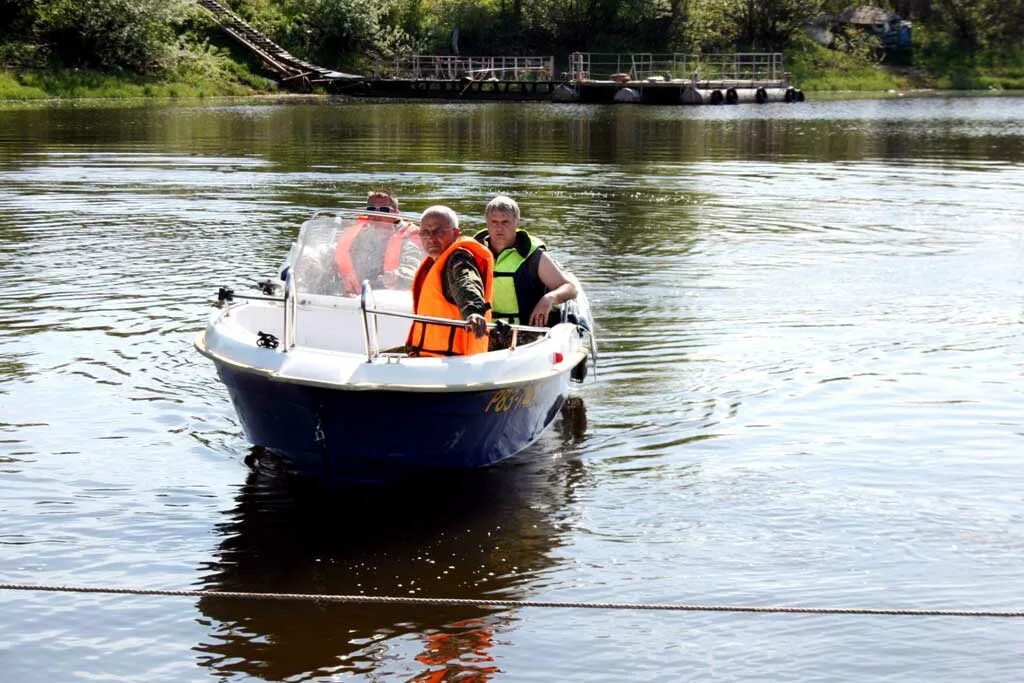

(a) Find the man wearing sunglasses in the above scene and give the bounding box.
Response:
[365,189,399,214]
[335,188,423,294]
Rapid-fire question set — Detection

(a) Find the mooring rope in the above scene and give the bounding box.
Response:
[1,583,1022,618]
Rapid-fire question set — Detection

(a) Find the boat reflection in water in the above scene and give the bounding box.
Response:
[194,398,588,681]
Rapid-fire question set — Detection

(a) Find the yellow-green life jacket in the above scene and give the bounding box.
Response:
[474,229,547,325]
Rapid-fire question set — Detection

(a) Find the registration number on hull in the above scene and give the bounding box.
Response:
[484,386,539,413]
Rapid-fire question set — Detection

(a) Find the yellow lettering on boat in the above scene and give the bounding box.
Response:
[485,386,539,413]
[497,390,516,412]
[484,389,510,413]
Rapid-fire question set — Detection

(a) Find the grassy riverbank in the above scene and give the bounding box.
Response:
[787,42,902,91]
[0,55,275,101]
[788,37,1024,92]
[792,57,1024,93]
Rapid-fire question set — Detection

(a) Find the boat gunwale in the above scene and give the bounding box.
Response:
[194,330,588,393]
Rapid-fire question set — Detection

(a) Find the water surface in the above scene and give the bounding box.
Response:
[1,96,1022,681]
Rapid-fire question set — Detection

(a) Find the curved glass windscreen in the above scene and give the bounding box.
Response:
[290,211,424,298]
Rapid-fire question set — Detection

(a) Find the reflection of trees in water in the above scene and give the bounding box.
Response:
[195,399,588,681]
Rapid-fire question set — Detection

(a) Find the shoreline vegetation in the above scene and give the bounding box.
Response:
[1,1,1022,102]
[0,65,277,101]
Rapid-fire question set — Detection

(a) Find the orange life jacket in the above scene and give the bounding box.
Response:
[382,223,421,280]
[335,217,421,295]
[407,237,494,357]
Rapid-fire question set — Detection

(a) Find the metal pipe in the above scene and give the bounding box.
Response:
[359,282,374,362]
[362,280,382,358]
[282,272,292,352]
[362,306,549,335]
[285,271,297,351]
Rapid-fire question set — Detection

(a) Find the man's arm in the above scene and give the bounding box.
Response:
[444,249,490,337]
[528,251,578,327]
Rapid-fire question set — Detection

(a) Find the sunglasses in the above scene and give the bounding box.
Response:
[365,206,395,213]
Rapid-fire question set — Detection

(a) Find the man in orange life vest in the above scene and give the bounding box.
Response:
[406,206,494,357]
[335,189,422,294]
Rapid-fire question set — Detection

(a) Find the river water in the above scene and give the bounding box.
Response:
[0,95,1022,681]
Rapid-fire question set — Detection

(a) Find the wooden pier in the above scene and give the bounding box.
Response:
[197,1,804,104]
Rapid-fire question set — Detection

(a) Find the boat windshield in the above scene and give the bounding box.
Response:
[289,211,424,297]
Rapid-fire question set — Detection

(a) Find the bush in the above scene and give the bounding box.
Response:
[34,0,190,72]
[787,37,902,91]
[0,71,48,99]
[0,41,52,69]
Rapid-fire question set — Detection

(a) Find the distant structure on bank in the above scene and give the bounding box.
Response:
[195,0,361,90]
[365,52,804,104]
[804,5,912,49]
[196,0,805,105]
[559,52,801,104]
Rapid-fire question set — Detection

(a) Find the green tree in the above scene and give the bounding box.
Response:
[976,0,1024,49]
[229,0,415,68]
[0,0,38,39]
[421,0,503,53]
[935,0,1024,50]
[934,0,979,47]
[681,0,735,51]
[671,0,822,52]
[283,0,382,64]
[729,0,822,50]
[35,0,189,71]
[889,0,1024,50]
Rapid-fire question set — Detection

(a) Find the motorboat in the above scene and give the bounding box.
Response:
[195,209,595,482]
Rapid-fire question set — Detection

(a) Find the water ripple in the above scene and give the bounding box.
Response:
[1,97,1023,682]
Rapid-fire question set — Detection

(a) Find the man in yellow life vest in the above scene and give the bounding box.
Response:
[406,206,494,357]
[474,195,577,350]
[334,188,422,294]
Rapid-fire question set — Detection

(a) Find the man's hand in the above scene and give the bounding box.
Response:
[528,293,557,327]
[465,313,488,338]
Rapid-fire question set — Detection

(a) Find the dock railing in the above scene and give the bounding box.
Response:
[374,55,555,81]
[569,52,786,85]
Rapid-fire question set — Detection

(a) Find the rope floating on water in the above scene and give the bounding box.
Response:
[1,582,1022,618]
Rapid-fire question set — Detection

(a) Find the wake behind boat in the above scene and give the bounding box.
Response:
[196,209,595,482]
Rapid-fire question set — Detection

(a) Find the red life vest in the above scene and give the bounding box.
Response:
[407,237,494,357]
[335,217,421,295]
